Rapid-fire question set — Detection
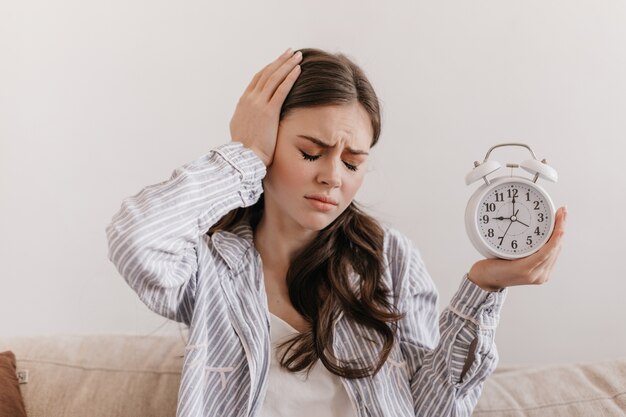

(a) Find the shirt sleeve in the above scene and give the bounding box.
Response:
[105,142,266,325]
[387,228,508,417]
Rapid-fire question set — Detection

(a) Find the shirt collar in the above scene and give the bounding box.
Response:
[211,221,256,273]
[211,221,361,293]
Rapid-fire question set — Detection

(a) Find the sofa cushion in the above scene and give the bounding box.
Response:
[0,350,28,417]
[1,334,625,417]
[474,358,626,416]
[0,334,185,417]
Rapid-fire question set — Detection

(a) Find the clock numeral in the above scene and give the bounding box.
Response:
[534,201,540,210]
[511,240,518,249]
[507,189,519,199]
[498,236,504,246]
[482,215,489,224]
[484,202,496,212]
[495,192,504,202]
[487,228,494,237]
[526,191,531,201]
[526,236,533,246]
[538,213,545,222]
[534,226,541,236]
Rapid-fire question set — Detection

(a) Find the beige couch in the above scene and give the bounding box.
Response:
[1,334,624,417]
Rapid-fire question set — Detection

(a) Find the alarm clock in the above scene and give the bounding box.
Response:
[464,143,558,260]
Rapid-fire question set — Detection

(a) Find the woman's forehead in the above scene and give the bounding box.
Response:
[282,103,373,148]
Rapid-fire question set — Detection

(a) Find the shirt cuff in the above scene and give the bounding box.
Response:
[447,273,508,329]
[210,141,267,206]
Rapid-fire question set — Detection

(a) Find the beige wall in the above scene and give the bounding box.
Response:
[1,0,624,366]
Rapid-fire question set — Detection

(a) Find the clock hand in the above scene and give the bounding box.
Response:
[510,208,530,227]
[512,196,516,218]
[511,209,530,227]
[515,219,530,227]
[496,210,519,221]
[499,217,514,245]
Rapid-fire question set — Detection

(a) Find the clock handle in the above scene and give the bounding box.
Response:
[483,143,538,160]
[471,142,557,184]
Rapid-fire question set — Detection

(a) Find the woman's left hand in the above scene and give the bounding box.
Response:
[467,206,567,292]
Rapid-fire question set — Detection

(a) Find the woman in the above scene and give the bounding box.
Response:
[106,47,566,417]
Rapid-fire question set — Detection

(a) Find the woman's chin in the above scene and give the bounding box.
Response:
[296,215,334,233]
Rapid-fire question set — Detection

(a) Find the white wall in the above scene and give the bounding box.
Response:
[2,0,625,366]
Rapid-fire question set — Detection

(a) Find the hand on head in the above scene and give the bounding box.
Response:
[468,206,567,291]
[230,48,303,166]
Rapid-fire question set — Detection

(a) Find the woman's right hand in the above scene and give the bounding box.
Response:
[229,48,303,166]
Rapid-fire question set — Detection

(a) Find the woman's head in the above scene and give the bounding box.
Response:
[262,48,383,233]
[279,48,382,146]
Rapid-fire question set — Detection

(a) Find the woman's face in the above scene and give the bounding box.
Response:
[262,102,373,233]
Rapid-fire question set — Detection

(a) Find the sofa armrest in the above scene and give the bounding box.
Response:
[475,358,626,416]
[0,334,186,417]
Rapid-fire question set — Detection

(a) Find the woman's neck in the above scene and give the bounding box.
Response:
[253,212,316,273]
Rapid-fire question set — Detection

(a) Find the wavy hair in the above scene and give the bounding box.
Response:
[209,48,404,378]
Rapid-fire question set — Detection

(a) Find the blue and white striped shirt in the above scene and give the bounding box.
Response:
[106,141,507,417]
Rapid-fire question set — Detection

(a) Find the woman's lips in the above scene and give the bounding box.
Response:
[305,196,338,211]
[304,194,338,205]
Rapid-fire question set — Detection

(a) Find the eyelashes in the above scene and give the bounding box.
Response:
[300,151,320,162]
[300,151,358,172]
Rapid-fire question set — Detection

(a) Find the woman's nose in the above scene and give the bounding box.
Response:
[317,158,342,188]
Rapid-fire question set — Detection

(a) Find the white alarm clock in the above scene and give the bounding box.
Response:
[465,143,558,260]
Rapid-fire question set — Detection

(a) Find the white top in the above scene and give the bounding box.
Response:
[258,312,358,417]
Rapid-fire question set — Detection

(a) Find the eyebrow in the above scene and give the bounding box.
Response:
[297,135,369,155]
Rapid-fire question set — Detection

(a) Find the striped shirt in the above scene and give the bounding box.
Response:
[105,141,508,417]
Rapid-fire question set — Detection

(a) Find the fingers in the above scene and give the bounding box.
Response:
[544,206,567,270]
[515,206,565,282]
[535,206,565,256]
[556,206,567,233]
[245,63,270,93]
[547,206,567,248]
[243,48,303,110]
[255,48,299,95]
[269,64,301,107]
[261,50,303,103]
[535,206,567,283]
[244,48,292,94]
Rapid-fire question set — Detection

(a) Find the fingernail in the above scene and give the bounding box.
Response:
[283,48,293,56]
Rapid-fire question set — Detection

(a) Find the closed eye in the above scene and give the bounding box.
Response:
[343,162,358,171]
[300,151,359,172]
[300,151,320,161]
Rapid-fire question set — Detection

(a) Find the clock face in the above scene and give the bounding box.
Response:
[477,181,552,256]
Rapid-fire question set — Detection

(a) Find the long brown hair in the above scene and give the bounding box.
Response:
[210,48,404,378]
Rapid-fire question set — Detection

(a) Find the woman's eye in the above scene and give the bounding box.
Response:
[300,151,321,161]
[300,151,359,172]
[344,162,358,172]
